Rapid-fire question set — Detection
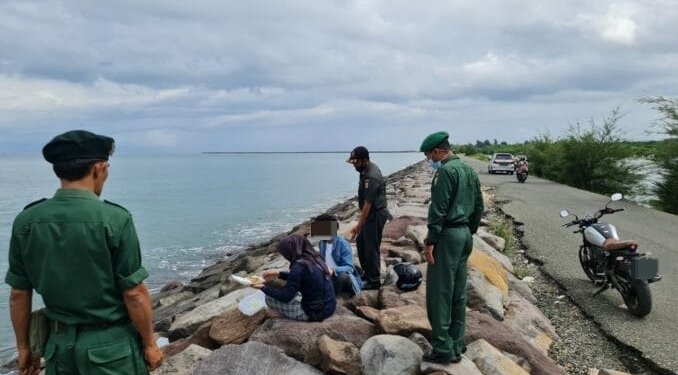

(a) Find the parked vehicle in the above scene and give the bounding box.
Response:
[487,153,515,174]
[559,193,661,317]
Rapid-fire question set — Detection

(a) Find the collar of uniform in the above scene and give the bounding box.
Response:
[54,188,100,200]
[360,161,372,176]
[442,155,459,165]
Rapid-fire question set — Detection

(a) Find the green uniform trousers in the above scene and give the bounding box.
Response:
[44,322,148,375]
[426,226,473,358]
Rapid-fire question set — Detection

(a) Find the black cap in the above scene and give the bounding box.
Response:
[42,130,115,164]
[347,146,369,163]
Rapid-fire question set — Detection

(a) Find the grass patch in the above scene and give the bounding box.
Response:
[513,264,531,279]
[488,217,515,253]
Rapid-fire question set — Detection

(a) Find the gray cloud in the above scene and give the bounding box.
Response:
[0,0,676,153]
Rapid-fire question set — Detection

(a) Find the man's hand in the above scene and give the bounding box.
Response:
[262,270,279,282]
[424,244,435,265]
[16,346,39,375]
[349,225,360,241]
[251,283,264,289]
[144,344,164,371]
[328,267,335,276]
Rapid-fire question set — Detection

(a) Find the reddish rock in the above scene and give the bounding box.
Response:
[249,310,376,366]
[208,308,268,345]
[376,304,431,338]
[356,306,380,322]
[318,335,362,375]
[465,311,566,375]
[162,322,218,357]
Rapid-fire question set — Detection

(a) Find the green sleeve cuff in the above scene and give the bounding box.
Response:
[5,271,33,290]
[116,267,149,291]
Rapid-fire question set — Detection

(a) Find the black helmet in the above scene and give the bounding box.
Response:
[393,262,423,292]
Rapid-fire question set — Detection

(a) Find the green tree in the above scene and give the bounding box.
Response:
[640,97,678,214]
[561,110,639,194]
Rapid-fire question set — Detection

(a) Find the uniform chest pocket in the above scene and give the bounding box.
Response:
[87,338,136,375]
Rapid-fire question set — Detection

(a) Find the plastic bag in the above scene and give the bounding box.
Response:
[238,290,267,316]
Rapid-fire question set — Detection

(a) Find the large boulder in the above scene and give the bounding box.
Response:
[473,236,514,274]
[465,339,529,375]
[406,225,429,251]
[208,308,268,345]
[376,305,432,338]
[476,228,507,252]
[504,291,558,355]
[466,269,506,321]
[386,245,423,264]
[249,308,376,366]
[168,287,256,339]
[318,335,362,375]
[151,344,211,375]
[420,357,483,375]
[346,290,380,311]
[360,335,423,375]
[193,342,322,375]
[379,283,426,310]
[383,216,427,240]
[507,273,537,305]
[465,311,566,375]
[162,322,218,358]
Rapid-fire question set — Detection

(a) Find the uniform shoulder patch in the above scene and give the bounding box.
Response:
[23,198,47,210]
[104,199,130,213]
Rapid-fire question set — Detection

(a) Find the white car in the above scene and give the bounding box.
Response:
[488,153,515,174]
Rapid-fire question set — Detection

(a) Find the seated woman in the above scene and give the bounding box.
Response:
[314,214,362,297]
[254,234,336,322]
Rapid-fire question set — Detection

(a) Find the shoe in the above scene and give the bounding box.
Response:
[422,352,457,364]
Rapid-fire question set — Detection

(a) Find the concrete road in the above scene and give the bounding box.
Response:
[462,156,678,373]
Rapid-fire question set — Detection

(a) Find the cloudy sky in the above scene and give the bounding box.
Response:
[1,0,676,154]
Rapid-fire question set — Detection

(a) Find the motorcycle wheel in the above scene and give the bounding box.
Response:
[578,246,598,282]
[621,279,652,318]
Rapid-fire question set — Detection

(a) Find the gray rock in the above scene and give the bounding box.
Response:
[192,341,322,375]
[168,287,256,339]
[152,344,211,375]
[420,356,483,375]
[466,269,505,321]
[473,236,514,273]
[386,257,403,266]
[507,273,537,304]
[504,291,558,355]
[249,308,376,366]
[408,333,432,355]
[361,334,423,375]
[465,339,529,375]
[406,225,428,251]
[476,228,507,252]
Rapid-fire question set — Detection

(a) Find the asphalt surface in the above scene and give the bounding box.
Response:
[462,156,678,374]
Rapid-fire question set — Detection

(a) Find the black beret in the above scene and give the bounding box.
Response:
[42,130,115,163]
[347,146,369,162]
[420,131,449,152]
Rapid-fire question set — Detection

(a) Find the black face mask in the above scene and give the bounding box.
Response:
[354,162,366,172]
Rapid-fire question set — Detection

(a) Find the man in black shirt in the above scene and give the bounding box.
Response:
[347,146,390,290]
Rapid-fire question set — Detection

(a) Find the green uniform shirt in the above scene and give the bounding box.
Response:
[426,156,484,245]
[5,188,148,325]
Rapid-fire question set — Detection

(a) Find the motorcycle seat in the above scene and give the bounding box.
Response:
[603,238,638,251]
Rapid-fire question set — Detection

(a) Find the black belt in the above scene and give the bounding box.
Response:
[443,222,468,229]
[52,318,130,333]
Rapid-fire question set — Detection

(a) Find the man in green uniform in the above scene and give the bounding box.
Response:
[5,130,163,374]
[419,131,484,364]
[347,146,390,290]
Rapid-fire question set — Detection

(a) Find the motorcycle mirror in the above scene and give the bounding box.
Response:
[611,193,623,202]
[559,210,570,218]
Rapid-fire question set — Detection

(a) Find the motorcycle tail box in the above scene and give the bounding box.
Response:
[631,257,659,280]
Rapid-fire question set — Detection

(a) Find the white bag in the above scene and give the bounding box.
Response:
[238,290,267,316]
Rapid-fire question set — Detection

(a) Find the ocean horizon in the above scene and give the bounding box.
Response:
[0,152,423,363]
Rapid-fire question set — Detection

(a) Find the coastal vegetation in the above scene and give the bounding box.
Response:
[640,97,678,214]
[457,103,678,214]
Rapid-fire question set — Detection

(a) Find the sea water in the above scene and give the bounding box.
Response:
[0,152,422,363]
